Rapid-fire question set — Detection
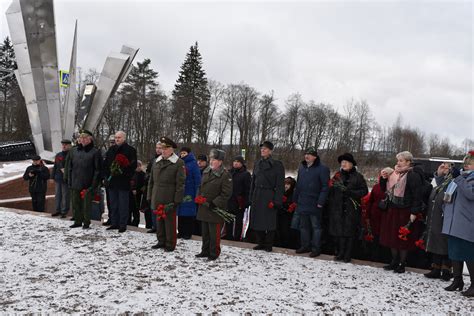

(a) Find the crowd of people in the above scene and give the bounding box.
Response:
[22,130,474,298]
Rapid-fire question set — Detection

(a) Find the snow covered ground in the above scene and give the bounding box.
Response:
[0,161,34,184]
[0,208,472,314]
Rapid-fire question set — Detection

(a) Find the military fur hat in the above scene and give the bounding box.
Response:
[337,152,357,166]
[209,148,226,161]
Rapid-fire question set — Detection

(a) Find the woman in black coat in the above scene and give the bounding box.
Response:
[423,163,458,280]
[328,153,368,263]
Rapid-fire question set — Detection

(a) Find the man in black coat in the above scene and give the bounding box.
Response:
[66,130,102,229]
[51,139,72,218]
[23,155,50,212]
[226,156,251,240]
[249,141,285,252]
[104,131,137,233]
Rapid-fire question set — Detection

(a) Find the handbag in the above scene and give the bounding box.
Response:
[377,196,389,211]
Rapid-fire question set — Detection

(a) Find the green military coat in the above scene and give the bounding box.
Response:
[197,166,233,224]
[147,153,186,209]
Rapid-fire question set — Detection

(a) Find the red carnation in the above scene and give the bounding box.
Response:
[398,225,411,241]
[115,154,130,168]
[282,196,288,203]
[153,204,167,221]
[364,233,374,242]
[268,201,274,209]
[80,189,87,200]
[93,193,101,202]
[469,150,474,156]
[288,202,297,213]
[195,195,207,205]
[415,239,425,250]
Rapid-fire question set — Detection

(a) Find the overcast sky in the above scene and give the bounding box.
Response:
[1,0,472,147]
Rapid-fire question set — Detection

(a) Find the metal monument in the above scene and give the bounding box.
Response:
[5,0,138,160]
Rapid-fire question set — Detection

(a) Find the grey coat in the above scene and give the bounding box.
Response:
[249,156,285,231]
[425,174,451,255]
[442,172,474,243]
[65,142,102,191]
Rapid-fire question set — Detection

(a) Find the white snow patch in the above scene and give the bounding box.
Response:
[0,209,472,314]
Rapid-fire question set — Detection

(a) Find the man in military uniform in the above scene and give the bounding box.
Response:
[66,130,102,229]
[196,149,233,260]
[249,141,285,252]
[147,137,185,251]
[51,139,72,218]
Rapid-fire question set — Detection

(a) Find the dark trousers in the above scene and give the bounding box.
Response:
[71,189,92,225]
[178,216,195,238]
[54,181,70,214]
[128,191,141,226]
[201,221,222,257]
[224,209,244,240]
[337,236,355,260]
[255,230,276,248]
[31,192,46,212]
[157,208,177,250]
[109,189,130,229]
[299,213,322,252]
[144,209,153,229]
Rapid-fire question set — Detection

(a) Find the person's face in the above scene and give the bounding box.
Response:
[341,160,353,171]
[136,164,142,172]
[81,135,92,146]
[304,154,316,164]
[61,143,71,151]
[397,158,411,168]
[233,161,243,169]
[109,140,115,147]
[198,160,207,169]
[210,158,222,170]
[155,144,163,156]
[115,132,125,146]
[161,146,174,159]
[285,183,291,191]
[260,147,271,158]
[32,159,41,165]
[180,151,188,158]
[464,161,474,171]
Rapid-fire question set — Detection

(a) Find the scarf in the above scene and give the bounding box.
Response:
[387,165,412,198]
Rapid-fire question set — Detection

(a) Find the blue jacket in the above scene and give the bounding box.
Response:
[293,158,330,215]
[177,153,202,217]
[442,171,474,242]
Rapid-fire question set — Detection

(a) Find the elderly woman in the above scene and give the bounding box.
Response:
[423,162,459,281]
[379,151,425,273]
[441,151,474,297]
[328,153,368,263]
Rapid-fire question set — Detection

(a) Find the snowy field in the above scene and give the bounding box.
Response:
[0,208,472,314]
[0,161,32,184]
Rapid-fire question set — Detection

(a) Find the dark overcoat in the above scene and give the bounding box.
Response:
[249,156,285,231]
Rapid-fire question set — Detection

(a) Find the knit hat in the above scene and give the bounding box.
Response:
[233,156,245,165]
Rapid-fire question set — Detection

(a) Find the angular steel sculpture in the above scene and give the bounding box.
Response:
[62,20,78,141]
[5,0,138,159]
[6,0,62,157]
[83,45,139,132]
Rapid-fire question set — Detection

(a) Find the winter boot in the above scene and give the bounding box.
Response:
[394,262,406,273]
[440,265,453,281]
[424,264,441,279]
[383,259,399,271]
[445,261,464,291]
